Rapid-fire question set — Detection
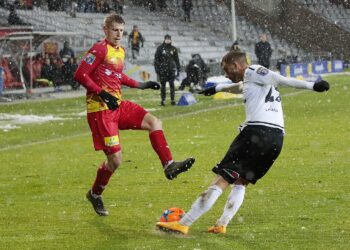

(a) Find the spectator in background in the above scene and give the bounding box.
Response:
[85,0,96,12]
[192,53,209,85]
[255,34,273,69]
[146,0,156,11]
[32,54,43,85]
[97,0,110,13]
[179,54,209,92]
[113,0,124,14]
[128,25,144,60]
[77,0,87,12]
[8,4,26,25]
[230,40,240,51]
[101,0,111,13]
[154,34,180,106]
[182,0,193,22]
[157,0,166,11]
[50,57,63,90]
[38,58,53,87]
[62,57,79,90]
[179,59,201,92]
[47,0,63,11]
[59,41,75,59]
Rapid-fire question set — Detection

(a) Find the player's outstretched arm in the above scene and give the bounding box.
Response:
[199,82,243,96]
[198,86,217,96]
[271,71,330,92]
[138,81,161,90]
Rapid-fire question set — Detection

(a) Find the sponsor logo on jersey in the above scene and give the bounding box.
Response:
[257,67,269,76]
[105,69,112,75]
[104,135,119,146]
[84,53,96,65]
[104,69,122,79]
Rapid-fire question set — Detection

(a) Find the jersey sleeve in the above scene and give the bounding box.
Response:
[120,72,140,88]
[73,43,106,94]
[216,81,243,94]
[271,72,314,90]
[248,66,314,90]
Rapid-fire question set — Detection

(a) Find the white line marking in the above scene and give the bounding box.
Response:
[0,90,308,152]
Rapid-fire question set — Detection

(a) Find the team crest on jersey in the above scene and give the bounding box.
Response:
[257,67,269,76]
[84,53,96,65]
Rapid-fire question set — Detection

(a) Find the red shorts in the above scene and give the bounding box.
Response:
[87,100,148,155]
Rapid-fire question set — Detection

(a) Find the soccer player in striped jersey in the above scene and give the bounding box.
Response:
[74,14,195,216]
[156,50,329,234]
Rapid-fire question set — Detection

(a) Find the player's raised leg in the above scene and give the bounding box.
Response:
[141,113,195,180]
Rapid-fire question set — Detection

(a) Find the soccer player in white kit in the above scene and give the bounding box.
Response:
[156,50,330,235]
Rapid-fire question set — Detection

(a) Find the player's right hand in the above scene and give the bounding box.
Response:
[313,80,330,92]
[198,86,217,96]
[98,90,119,110]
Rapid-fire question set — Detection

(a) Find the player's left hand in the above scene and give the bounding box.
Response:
[140,81,160,90]
[313,80,330,92]
[198,86,217,96]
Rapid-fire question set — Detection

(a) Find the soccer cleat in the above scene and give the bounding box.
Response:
[164,157,195,180]
[156,221,189,235]
[208,225,227,234]
[86,190,109,216]
[171,100,176,105]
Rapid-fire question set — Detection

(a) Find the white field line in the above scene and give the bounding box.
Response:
[0,90,308,152]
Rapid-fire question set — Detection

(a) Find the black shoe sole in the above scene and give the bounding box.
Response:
[86,191,109,216]
[165,157,195,180]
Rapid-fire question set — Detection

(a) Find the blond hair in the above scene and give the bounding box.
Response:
[104,14,125,28]
[221,50,248,66]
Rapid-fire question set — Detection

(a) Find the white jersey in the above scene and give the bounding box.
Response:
[240,65,314,132]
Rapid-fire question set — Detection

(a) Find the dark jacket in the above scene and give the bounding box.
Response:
[154,43,180,78]
[255,41,272,68]
[41,63,52,80]
[185,59,201,85]
[182,0,193,10]
[8,9,26,25]
[59,47,75,59]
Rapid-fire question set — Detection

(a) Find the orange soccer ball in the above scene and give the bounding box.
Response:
[159,207,185,222]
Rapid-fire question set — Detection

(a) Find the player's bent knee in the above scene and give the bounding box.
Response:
[142,114,162,131]
[106,153,122,172]
[107,160,121,172]
[152,118,162,130]
[148,118,162,130]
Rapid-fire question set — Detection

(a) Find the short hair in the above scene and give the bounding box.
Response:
[104,14,125,28]
[221,50,247,66]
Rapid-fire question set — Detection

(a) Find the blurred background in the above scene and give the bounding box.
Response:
[0,0,349,99]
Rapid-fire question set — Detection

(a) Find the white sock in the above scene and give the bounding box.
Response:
[180,185,223,226]
[216,185,246,226]
[164,160,174,169]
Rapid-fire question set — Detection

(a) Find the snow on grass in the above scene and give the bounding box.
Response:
[0,113,65,131]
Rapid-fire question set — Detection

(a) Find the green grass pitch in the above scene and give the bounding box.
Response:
[0,75,349,249]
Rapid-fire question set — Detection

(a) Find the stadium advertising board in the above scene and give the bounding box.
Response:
[280,60,343,77]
